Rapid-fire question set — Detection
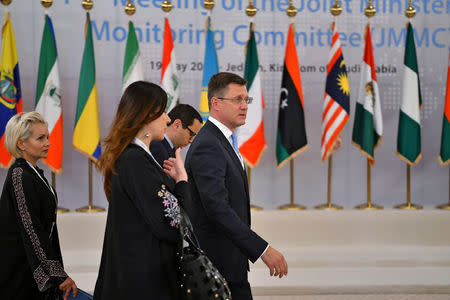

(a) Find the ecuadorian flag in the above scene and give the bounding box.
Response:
[73,12,101,161]
[200,16,219,122]
[0,12,22,168]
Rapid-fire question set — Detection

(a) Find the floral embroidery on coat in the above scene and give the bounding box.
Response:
[158,185,181,227]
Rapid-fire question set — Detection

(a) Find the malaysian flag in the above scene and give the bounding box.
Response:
[321,21,350,162]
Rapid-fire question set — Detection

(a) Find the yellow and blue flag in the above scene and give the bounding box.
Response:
[0,12,22,168]
[73,13,101,161]
[200,16,219,122]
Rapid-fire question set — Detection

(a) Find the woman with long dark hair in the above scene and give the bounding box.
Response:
[0,112,77,300]
[94,81,189,299]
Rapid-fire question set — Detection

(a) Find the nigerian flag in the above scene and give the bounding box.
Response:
[122,20,143,92]
[397,22,422,165]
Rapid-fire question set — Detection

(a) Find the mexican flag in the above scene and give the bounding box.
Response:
[161,17,179,112]
[35,14,63,173]
[237,23,266,168]
[397,22,422,165]
[352,24,383,166]
[122,20,143,92]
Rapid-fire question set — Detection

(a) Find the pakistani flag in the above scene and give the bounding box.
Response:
[352,24,383,166]
[439,48,450,165]
[35,14,63,173]
[397,22,422,165]
[276,23,308,169]
[122,20,143,92]
[237,22,266,168]
[161,17,179,112]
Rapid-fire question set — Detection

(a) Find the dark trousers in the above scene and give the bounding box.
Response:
[229,281,253,300]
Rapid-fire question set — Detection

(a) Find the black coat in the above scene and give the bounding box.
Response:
[0,158,67,300]
[185,120,268,284]
[150,137,175,167]
[94,144,189,300]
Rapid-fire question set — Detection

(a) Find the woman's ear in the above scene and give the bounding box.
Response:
[17,139,25,152]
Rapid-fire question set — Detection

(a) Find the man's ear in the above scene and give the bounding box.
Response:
[173,119,182,129]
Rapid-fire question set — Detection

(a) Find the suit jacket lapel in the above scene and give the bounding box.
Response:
[205,121,249,196]
[163,137,176,158]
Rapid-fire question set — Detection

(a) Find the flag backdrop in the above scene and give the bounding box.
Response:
[276,23,308,169]
[35,14,63,173]
[320,21,350,163]
[161,17,180,113]
[122,20,143,92]
[352,24,383,166]
[438,48,450,165]
[199,16,219,122]
[73,12,101,161]
[397,22,422,165]
[0,12,22,168]
[237,23,267,168]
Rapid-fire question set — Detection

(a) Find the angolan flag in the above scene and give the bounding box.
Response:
[439,48,450,165]
[35,14,63,173]
[122,20,143,92]
[276,23,308,169]
[352,24,383,166]
[237,22,266,168]
[161,17,179,112]
[397,22,422,165]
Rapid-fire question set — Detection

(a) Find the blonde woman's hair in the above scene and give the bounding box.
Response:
[5,112,47,158]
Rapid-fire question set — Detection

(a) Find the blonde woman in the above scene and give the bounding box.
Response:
[0,112,77,300]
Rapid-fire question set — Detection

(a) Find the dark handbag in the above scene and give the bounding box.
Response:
[158,185,232,300]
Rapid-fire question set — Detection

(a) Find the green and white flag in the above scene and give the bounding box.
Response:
[35,14,63,173]
[122,20,143,92]
[397,22,422,165]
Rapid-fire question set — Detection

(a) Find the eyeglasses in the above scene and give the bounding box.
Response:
[217,97,253,105]
[184,126,197,139]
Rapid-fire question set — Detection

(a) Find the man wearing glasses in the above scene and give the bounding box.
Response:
[150,103,202,167]
[185,72,288,300]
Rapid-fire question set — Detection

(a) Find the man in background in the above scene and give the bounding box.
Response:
[150,103,202,166]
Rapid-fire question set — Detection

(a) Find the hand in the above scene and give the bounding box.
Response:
[59,277,77,300]
[163,148,188,183]
[261,246,288,278]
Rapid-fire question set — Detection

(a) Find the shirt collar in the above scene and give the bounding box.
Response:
[208,116,233,141]
[164,134,174,149]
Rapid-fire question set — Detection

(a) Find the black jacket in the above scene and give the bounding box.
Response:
[94,144,190,300]
[150,137,176,167]
[0,158,67,300]
[185,120,268,284]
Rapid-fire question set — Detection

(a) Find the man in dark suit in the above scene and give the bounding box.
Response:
[150,104,202,166]
[185,72,288,300]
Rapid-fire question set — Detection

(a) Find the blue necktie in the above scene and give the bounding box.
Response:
[231,133,242,160]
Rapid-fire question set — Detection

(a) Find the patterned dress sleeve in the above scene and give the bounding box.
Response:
[10,167,67,292]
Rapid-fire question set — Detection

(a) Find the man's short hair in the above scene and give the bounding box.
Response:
[168,104,202,128]
[207,72,247,109]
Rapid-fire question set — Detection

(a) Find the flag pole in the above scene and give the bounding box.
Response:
[244,0,263,211]
[394,1,422,210]
[279,160,306,210]
[315,155,342,210]
[355,159,383,209]
[437,166,450,209]
[52,172,70,213]
[354,1,383,210]
[76,159,105,212]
